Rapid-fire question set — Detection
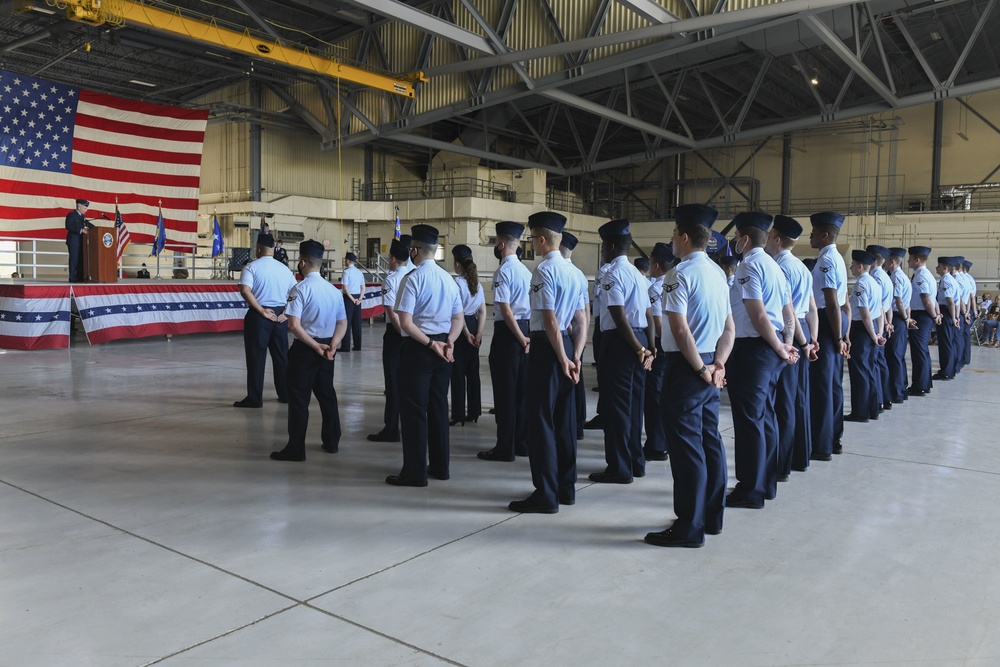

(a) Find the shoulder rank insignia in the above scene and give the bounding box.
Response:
[601,282,614,291]
[821,266,831,273]
[493,281,501,289]
[381,288,388,296]
[665,283,679,293]
[738,276,751,285]
[531,283,543,292]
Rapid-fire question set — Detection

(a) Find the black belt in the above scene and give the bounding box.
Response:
[309,336,332,344]
[425,333,449,342]
[517,319,529,325]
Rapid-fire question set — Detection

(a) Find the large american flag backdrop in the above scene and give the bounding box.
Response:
[0,68,208,249]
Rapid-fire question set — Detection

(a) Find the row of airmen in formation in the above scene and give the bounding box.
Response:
[236,209,979,548]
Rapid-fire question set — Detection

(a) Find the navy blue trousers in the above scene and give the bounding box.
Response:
[340,293,362,351]
[937,306,957,379]
[848,325,879,419]
[960,314,971,368]
[575,365,587,439]
[596,329,647,479]
[775,350,799,478]
[909,310,934,392]
[525,332,577,508]
[643,337,668,457]
[286,339,340,456]
[450,315,481,421]
[728,337,785,505]
[398,335,451,482]
[243,308,289,405]
[873,342,887,406]
[810,315,845,457]
[379,325,402,438]
[790,350,812,471]
[66,233,84,282]
[661,352,725,541]
[886,313,909,402]
[488,320,529,458]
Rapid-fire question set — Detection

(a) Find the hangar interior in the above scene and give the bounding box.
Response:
[2,1,1000,665]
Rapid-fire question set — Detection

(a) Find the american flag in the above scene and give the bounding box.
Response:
[0,68,208,249]
[114,202,131,263]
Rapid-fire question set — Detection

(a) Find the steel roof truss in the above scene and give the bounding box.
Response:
[804,14,897,107]
[945,0,997,88]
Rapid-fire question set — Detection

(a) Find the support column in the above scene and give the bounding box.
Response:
[781,132,792,213]
[931,100,943,210]
[249,81,262,204]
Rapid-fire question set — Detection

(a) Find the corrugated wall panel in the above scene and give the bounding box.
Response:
[201,118,249,199]
[261,128,366,199]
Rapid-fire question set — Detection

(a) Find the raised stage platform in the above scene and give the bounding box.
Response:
[0,281,385,350]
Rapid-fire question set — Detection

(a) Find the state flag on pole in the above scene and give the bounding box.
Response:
[212,215,224,258]
[0,68,208,249]
[394,206,401,240]
[114,201,131,263]
[151,204,166,257]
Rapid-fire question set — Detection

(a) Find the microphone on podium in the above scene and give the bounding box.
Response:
[100,213,112,221]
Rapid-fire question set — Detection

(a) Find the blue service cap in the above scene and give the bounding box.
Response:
[674,204,718,228]
[865,244,889,259]
[411,224,440,245]
[720,255,739,267]
[399,234,412,246]
[707,231,728,253]
[598,218,630,239]
[560,231,579,250]
[888,247,908,258]
[389,237,409,261]
[908,245,932,256]
[633,257,650,272]
[452,244,473,259]
[772,215,802,239]
[953,255,965,264]
[344,251,357,262]
[257,233,275,248]
[651,242,674,263]
[963,259,973,268]
[937,256,957,267]
[300,239,324,259]
[852,250,875,265]
[75,198,90,206]
[732,211,773,232]
[527,211,567,233]
[495,221,524,239]
[802,257,817,271]
[811,211,845,228]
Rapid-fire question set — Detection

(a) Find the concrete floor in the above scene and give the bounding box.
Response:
[2,326,999,666]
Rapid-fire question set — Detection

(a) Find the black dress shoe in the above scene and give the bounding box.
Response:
[558,493,576,506]
[588,471,633,484]
[385,475,427,487]
[270,449,305,461]
[644,450,669,461]
[810,452,833,462]
[277,397,288,404]
[777,474,790,483]
[233,398,262,408]
[449,419,465,426]
[791,465,808,472]
[725,493,763,509]
[844,414,869,423]
[508,497,558,514]
[932,373,953,381]
[644,528,704,548]
[321,444,338,453]
[427,468,450,481]
[907,388,927,397]
[367,432,400,443]
[488,408,496,414]
[891,399,905,405]
[477,448,514,462]
[705,527,722,536]
[833,441,843,455]
[583,416,604,430]
[883,401,893,411]
[633,468,646,478]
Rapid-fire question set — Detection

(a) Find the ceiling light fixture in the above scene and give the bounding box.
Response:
[129,79,157,87]
[30,6,56,14]
[810,74,820,85]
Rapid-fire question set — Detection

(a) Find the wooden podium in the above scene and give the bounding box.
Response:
[84,227,119,284]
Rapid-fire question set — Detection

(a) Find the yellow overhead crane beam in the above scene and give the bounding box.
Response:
[55,0,425,97]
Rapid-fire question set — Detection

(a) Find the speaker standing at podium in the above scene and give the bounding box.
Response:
[65,198,95,283]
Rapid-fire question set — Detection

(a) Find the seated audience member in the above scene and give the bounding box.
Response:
[136,263,151,279]
[10,271,19,279]
[983,303,1000,347]
[980,292,992,311]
